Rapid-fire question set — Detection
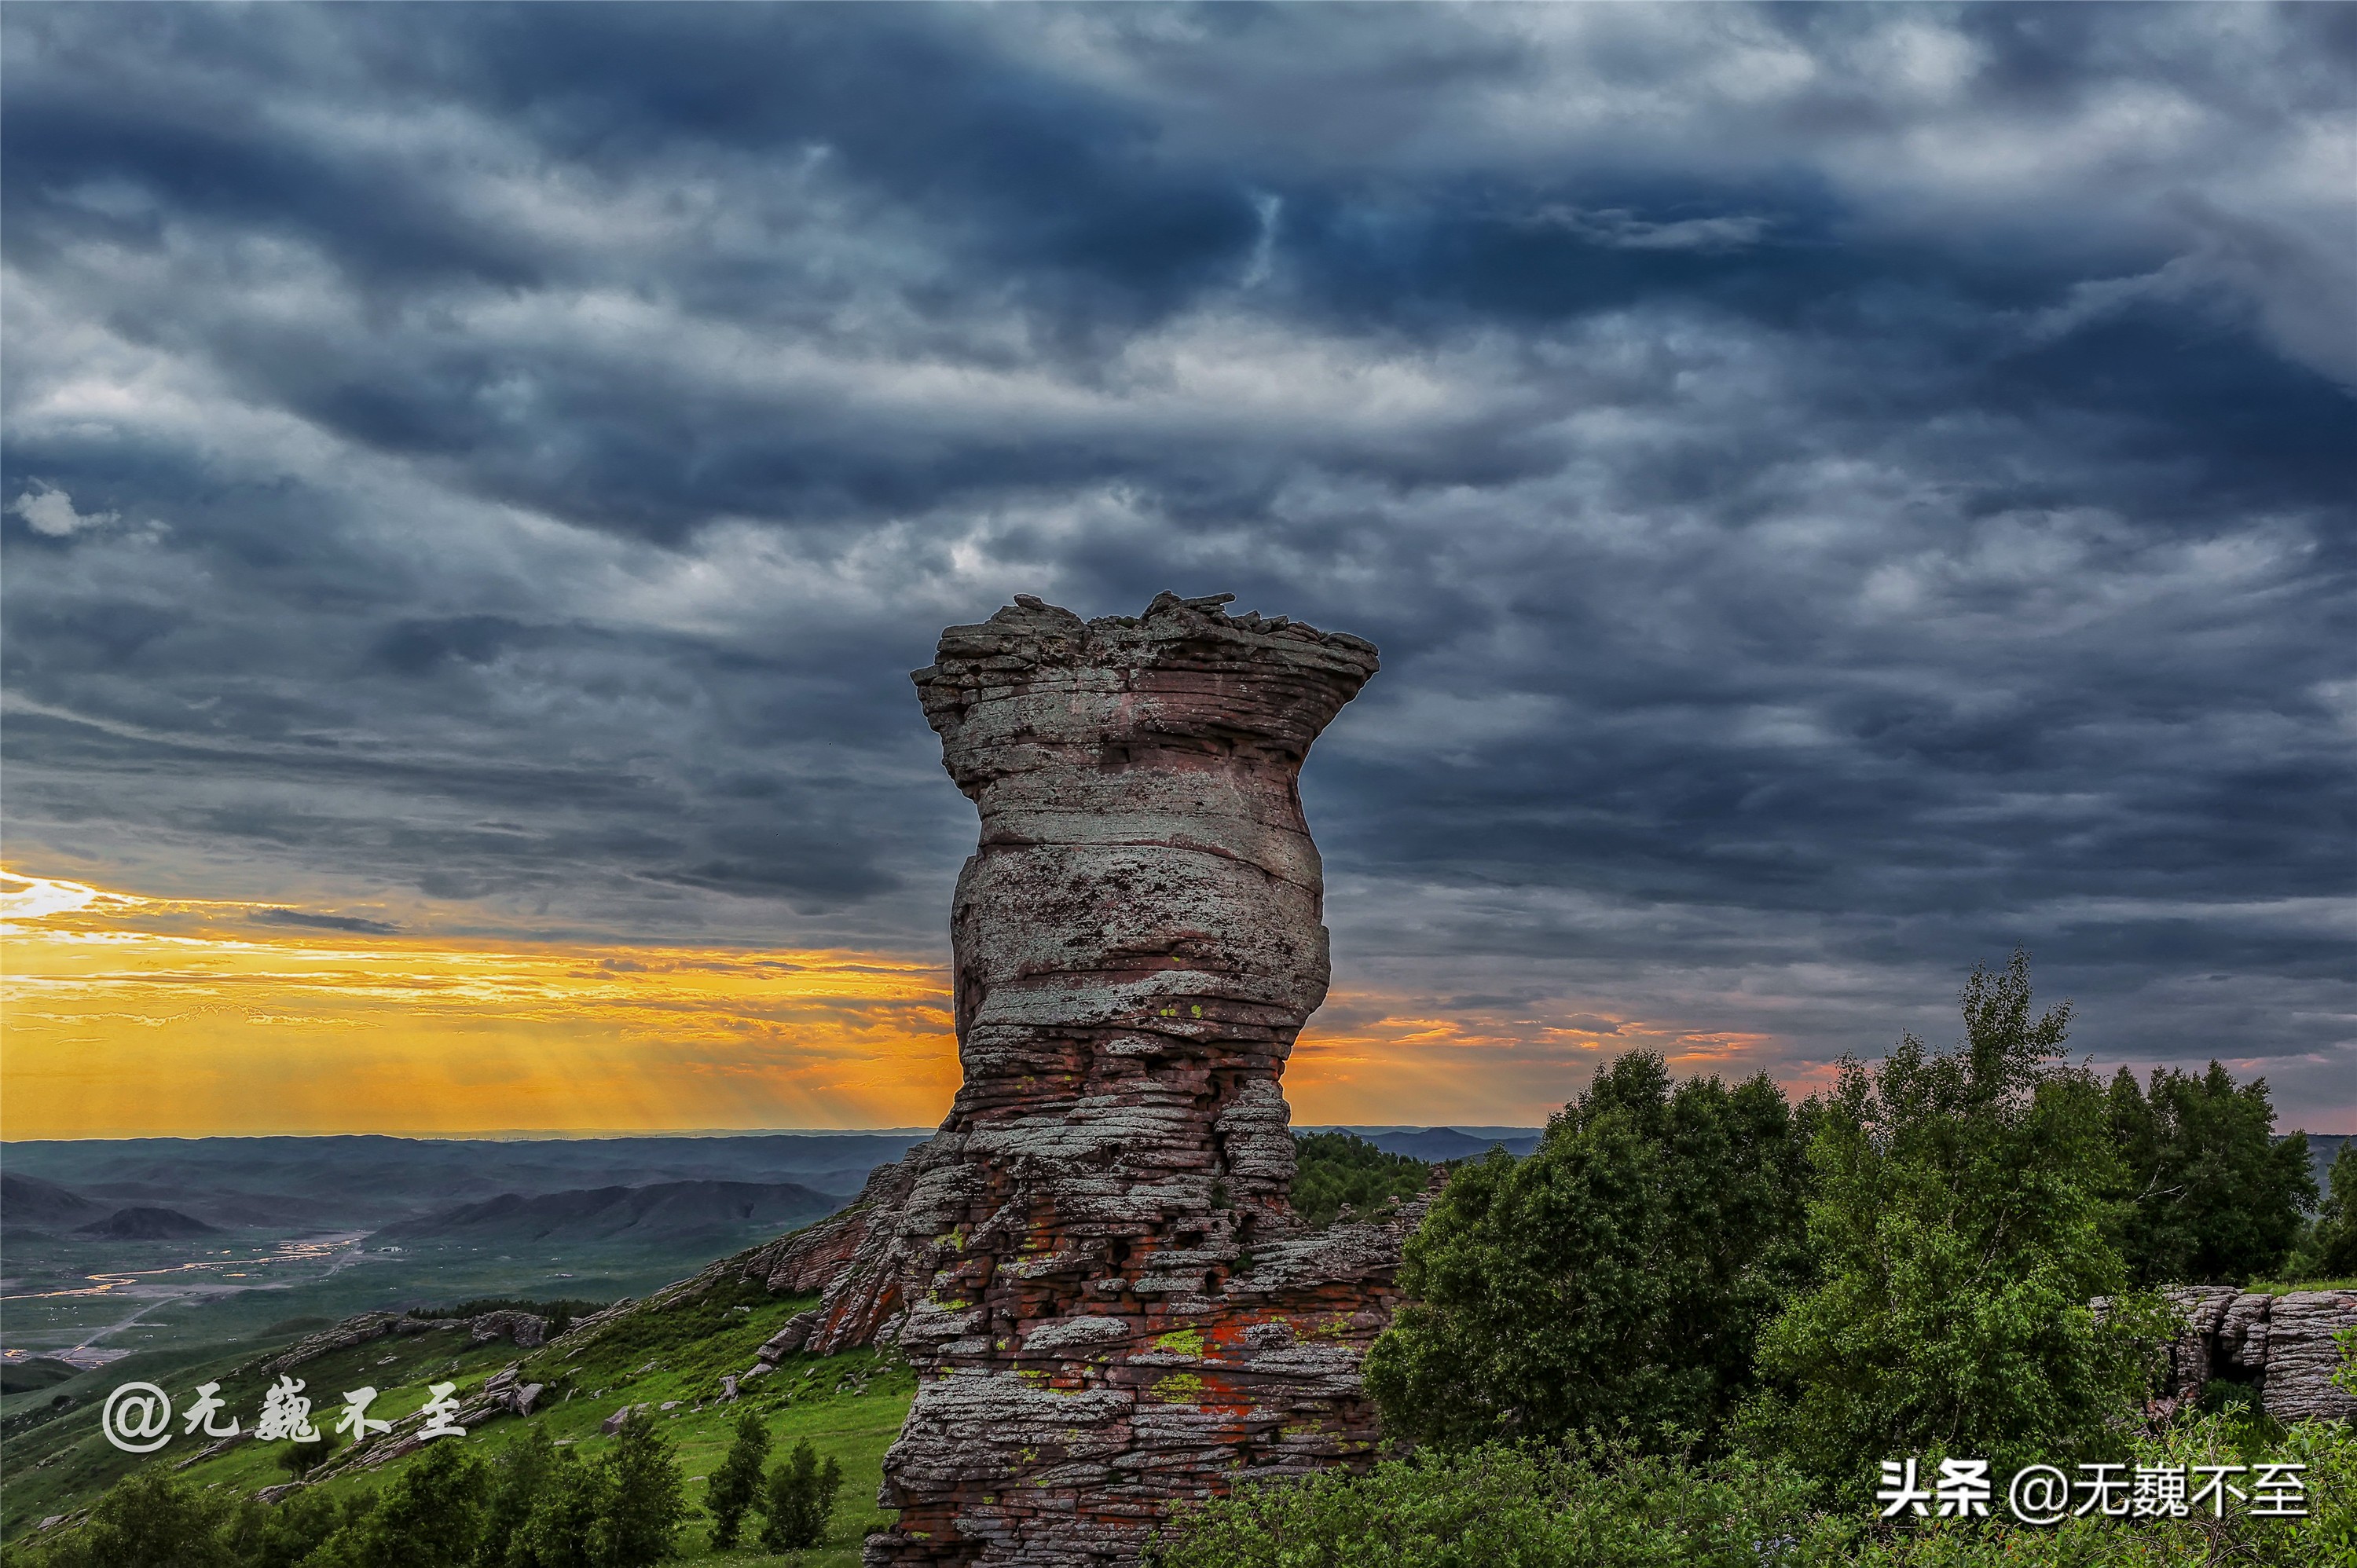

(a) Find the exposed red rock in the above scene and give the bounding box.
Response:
[751,592,1417,1567]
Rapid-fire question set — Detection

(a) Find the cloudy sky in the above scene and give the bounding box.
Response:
[4,2,2351,1138]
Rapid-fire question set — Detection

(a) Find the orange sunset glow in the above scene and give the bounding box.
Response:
[0,868,962,1139]
[0,866,1757,1139]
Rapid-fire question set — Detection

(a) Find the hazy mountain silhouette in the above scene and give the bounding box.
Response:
[0,1171,105,1230]
[374,1178,845,1245]
[76,1206,219,1240]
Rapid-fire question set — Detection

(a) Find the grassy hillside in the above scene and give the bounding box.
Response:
[2,1278,915,1563]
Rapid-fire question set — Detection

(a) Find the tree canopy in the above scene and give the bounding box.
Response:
[1363,1051,1813,1452]
[2106,1062,2315,1285]
[1288,1132,1431,1229]
[2292,1139,2357,1280]
[1753,953,2166,1496]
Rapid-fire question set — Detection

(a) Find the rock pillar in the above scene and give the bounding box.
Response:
[752,592,1413,1567]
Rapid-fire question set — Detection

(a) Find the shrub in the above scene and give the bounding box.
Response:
[1145,1415,2357,1568]
[274,1428,339,1480]
[1842,1410,2357,1567]
[344,1438,489,1568]
[1146,1440,1840,1568]
[706,1409,773,1549]
[759,1438,845,1552]
[1365,1052,1813,1452]
[508,1445,608,1568]
[0,1471,245,1568]
[589,1408,689,1566]
[481,1423,563,1566]
[1752,953,2171,1500]
[225,1486,346,1568]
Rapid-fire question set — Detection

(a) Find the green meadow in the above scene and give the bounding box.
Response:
[1,1280,913,1563]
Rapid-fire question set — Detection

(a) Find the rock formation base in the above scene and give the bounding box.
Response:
[744,593,1413,1567]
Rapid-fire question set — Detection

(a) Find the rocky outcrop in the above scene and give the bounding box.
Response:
[302,1362,546,1482]
[2150,1286,2357,1424]
[258,1308,550,1376]
[757,593,1410,1568]
[465,1309,551,1350]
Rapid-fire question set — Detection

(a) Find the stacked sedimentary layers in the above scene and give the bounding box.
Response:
[2146,1286,2357,1423]
[744,592,1413,1568]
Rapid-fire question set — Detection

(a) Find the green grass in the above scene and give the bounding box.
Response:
[2238,1276,2357,1295]
[2,1279,915,1562]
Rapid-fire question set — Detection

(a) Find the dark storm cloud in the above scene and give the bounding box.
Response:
[4,4,2351,1112]
[253,907,401,936]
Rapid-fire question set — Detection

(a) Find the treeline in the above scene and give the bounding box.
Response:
[5,1410,845,1568]
[1288,1131,1433,1227]
[403,1297,610,1325]
[1156,953,2357,1566]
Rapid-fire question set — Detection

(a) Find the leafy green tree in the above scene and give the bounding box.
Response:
[704,1409,772,1549]
[6,1471,242,1568]
[1362,1051,1814,1452]
[758,1438,845,1552]
[346,1439,489,1568]
[229,1486,343,1568]
[1753,953,2168,1497]
[2106,1061,2316,1284]
[1288,1132,1432,1227]
[482,1423,563,1566]
[2290,1140,2357,1280]
[508,1446,607,1568]
[587,1408,688,1567]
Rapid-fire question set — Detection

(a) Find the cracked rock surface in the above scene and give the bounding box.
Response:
[2148,1286,2357,1423]
[748,593,1415,1567]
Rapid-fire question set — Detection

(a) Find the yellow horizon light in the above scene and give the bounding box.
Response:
[2,866,1750,1139]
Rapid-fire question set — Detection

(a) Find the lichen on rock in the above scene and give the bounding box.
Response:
[745,592,1420,1567]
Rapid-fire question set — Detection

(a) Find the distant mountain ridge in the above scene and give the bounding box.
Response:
[0,1171,104,1230]
[0,1132,926,1232]
[76,1206,218,1240]
[1305,1127,1544,1162]
[375,1178,845,1245]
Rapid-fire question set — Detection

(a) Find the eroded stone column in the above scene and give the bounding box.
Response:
[750,592,1414,1567]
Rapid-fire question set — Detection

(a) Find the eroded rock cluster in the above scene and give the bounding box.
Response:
[2148,1286,2357,1424]
[746,592,1417,1567]
[257,1306,549,1377]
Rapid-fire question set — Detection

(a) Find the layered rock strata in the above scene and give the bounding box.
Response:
[755,592,1413,1568]
[2147,1286,2357,1423]
[255,1307,548,1376]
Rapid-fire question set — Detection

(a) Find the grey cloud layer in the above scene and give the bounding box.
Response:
[4,4,2350,1112]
